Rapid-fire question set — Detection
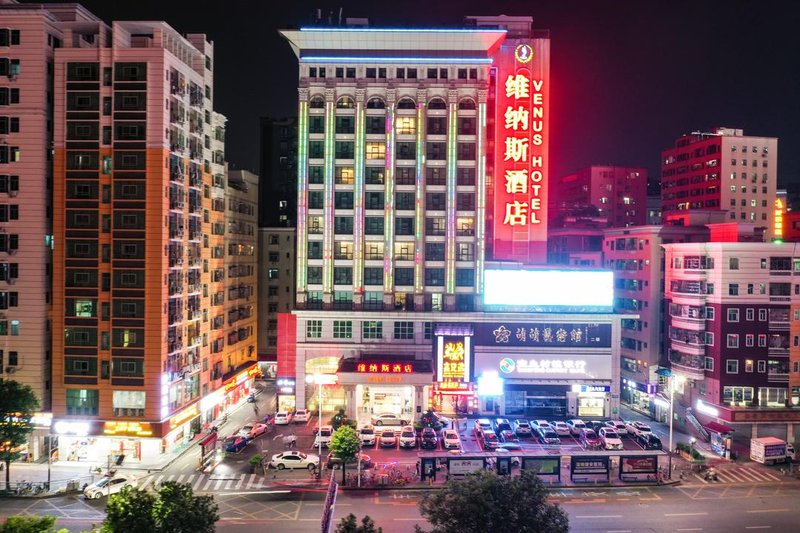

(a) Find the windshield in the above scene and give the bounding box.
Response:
[639,425,651,431]
[401,431,414,438]
[544,431,558,439]
[320,429,331,436]
[574,422,585,428]
[94,478,110,488]
[584,430,596,438]
[445,431,457,438]
[605,431,619,439]
[381,431,394,437]
[517,422,530,427]
[361,429,374,435]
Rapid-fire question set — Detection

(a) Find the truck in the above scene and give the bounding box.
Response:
[750,437,790,465]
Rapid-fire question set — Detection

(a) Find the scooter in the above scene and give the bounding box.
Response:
[704,467,719,481]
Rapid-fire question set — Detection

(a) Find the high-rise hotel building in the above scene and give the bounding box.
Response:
[49,17,257,464]
[277,17,625,422]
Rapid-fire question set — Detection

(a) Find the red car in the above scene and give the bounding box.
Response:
[579,428,602,449]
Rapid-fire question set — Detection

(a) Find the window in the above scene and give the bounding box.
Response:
[66,389,99,416]
[425,268,445,286]
[758,334,767,347]
[456,268,474,287]
[723,386,753,406]
[758,360,767,373]
[333,267,352,285]
[306,320,322,338]
[728,283,738,296]
[364,267,383,286]
[426,242,445,261]
[394,321,414,340]
[395,268,413,286]
[333,321,352,339]
[395,218,414,235]
[457,242,474,261]
[759,309,768,321]
[456,193,475,211]
[705,307,714,320]
[745,308,754,320]
[307,267,322,285]
[726,334,739,348]
[726,360,739,373]
[362,321,383,339]
[365,217,384,235]
[704,357,714,371]
[727,308,739,322]
[747,284,754,295]
[746,334,754,347]
[729,257,739,270]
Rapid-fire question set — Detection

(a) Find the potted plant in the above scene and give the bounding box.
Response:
[249,453,263,474]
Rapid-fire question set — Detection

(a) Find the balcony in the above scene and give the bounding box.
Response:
[669,350,706,381]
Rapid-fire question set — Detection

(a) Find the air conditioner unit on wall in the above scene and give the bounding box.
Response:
[5,367,16,374]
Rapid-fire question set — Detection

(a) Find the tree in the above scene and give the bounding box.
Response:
[335,514,383,533]
[329,408,355,430]
[102,482,219,533]
[417,470,569,533]
[328,425,361,484]
[0,516,68,533]
[0,379,40,490]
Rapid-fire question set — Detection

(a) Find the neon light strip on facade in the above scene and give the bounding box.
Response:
[383,102,396,291]
[300,56,493,64]
[300,27,507,33]
[296,100,309,292]
[414,100,426,292]
[323,97,335,294]
[445,99,458,294]
[353,95,366,292]
[475,100,487,294]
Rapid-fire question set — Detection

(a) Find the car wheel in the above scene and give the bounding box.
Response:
[376,420,383,426]
[308,464,316,471]
[277,464,285,470]
[332,464,340,470]
[93,492,103,499]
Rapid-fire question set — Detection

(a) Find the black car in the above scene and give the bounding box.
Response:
[420,427,438,449]
[587,420,606,432]
[636,432,662,450]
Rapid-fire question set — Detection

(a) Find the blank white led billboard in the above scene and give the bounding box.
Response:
[483,269,613,308]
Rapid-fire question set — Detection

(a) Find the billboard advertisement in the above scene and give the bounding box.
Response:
[492,38,550,263]
[474,351,612,381]
[474,322,612,348]
[620,456,658,474]
[522,457,561,476]
[436,336,471,383]
[483,269,613,308]
[448,458,486,476]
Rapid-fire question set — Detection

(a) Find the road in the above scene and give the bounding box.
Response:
[5,481,800,532]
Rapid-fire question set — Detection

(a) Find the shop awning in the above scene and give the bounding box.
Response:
[197,433,218,448]
[434,324,474,336]
[703,421,734,435]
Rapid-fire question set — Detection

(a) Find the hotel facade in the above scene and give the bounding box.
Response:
[277,17,625,422]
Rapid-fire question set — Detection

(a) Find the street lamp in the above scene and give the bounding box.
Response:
[690,437,697,453]
[668,374,685,457]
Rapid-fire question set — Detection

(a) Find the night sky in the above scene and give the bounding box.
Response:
[31,0,800,188]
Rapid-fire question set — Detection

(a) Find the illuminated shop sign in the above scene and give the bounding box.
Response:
[54,420,91,436]
[775,198,784,239]
[572,384,611,393]
[103,421,154,437]
[436,336,471,384]
[356,362,414,374]
[475,322,611,348]
[474,352,612,381]
[169,403,199,429]
[492,38,549,262]
[483,269,613,308]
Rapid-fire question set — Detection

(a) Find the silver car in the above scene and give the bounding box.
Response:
[371,413,409,426]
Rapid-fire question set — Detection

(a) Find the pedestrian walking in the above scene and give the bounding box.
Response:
[253,403,260,415]
[415,460,420,478]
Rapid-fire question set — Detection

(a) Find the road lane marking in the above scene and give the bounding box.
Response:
[575,515,622,519]
[246,474,256,488]
[234,474,244,489]
[746,509,789,513]
[676,529,703,531]
[193,475,205,491]
[665,512,708,517]
[745,527,771,530]
[217,490,291,496]
[214,479,225,491]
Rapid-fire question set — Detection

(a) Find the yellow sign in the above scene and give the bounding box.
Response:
[515,44,533,64]
[441,341,466,381]
[104,421,153,437]
[169,403,199,429]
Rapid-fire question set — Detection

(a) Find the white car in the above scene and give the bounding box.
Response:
[269,451,319,470]
[293,409,310,423]
[598,427,624,450]
[359,425,376,446]
[474,418,493,435]
[83,473,137,499]
[550,421,571,436]
[566,419,587,436]
[532,420,553,431]
[237,423,269,440]
[378,429,397,448]
[625,421,651,437]
[313,425,334,448]
[605,420,628,436]
[274,411,294,425]
[399,426,417,449]
[442,429,461,449]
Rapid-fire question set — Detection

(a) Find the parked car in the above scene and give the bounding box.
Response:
[513,419,533,437]
[313,426,334,448]
[378,429,397,448]
[598,427,624,450]
[532,420,553,432]
[442,429,461,450]
[274,411,294,425]
[326,452,373,470]
[567,419,587,436]
[494,418,513,434]
[269,451,319,470]
[399,426,417,449]
[625,421,652,437]
[371,413,409,426]
[425,411,452,428]
[474,418,493,436]
[293,409,310,423]
[605,420,628,436]
[587,420,606,432]
[550,421,571,437]
[420,427,438,449]
[536,427,561,445]
[237,423,269,440]
[498,428,519,443]
[358,425,376,446]
[83,473,137,499]
[636,432,663,450]
[579,428,602,449]
[224,435,249,453]
[481,430,501,450]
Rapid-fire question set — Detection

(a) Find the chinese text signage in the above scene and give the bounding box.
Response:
[475,322,611,348]
[356,362,414,374]
[493,40,550,263]
[474,352,612,381]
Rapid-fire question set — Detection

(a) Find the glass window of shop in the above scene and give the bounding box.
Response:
[577,395,605,417]
[305,357,344,413]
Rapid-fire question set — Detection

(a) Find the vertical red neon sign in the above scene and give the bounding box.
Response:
[492,39,549,263]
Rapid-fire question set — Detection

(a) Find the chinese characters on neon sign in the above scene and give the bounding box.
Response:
[356,362,414,374]
[493,41,549,262]
[440,341,466,382]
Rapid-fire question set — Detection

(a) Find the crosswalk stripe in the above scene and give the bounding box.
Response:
[153,475,165,487]
[737,467,767,481]
[745,468,779,481]
[138,477,153,490]
[184,474,195,486]
[721,470,745,482]
[203,477,215,491]
[234,474,244,490]
[175,475,185,484]
[255,478,264,489]
[214,479,225,491]
[225,479,235,490]
[193,475,205,491]
[246,474,256,488]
